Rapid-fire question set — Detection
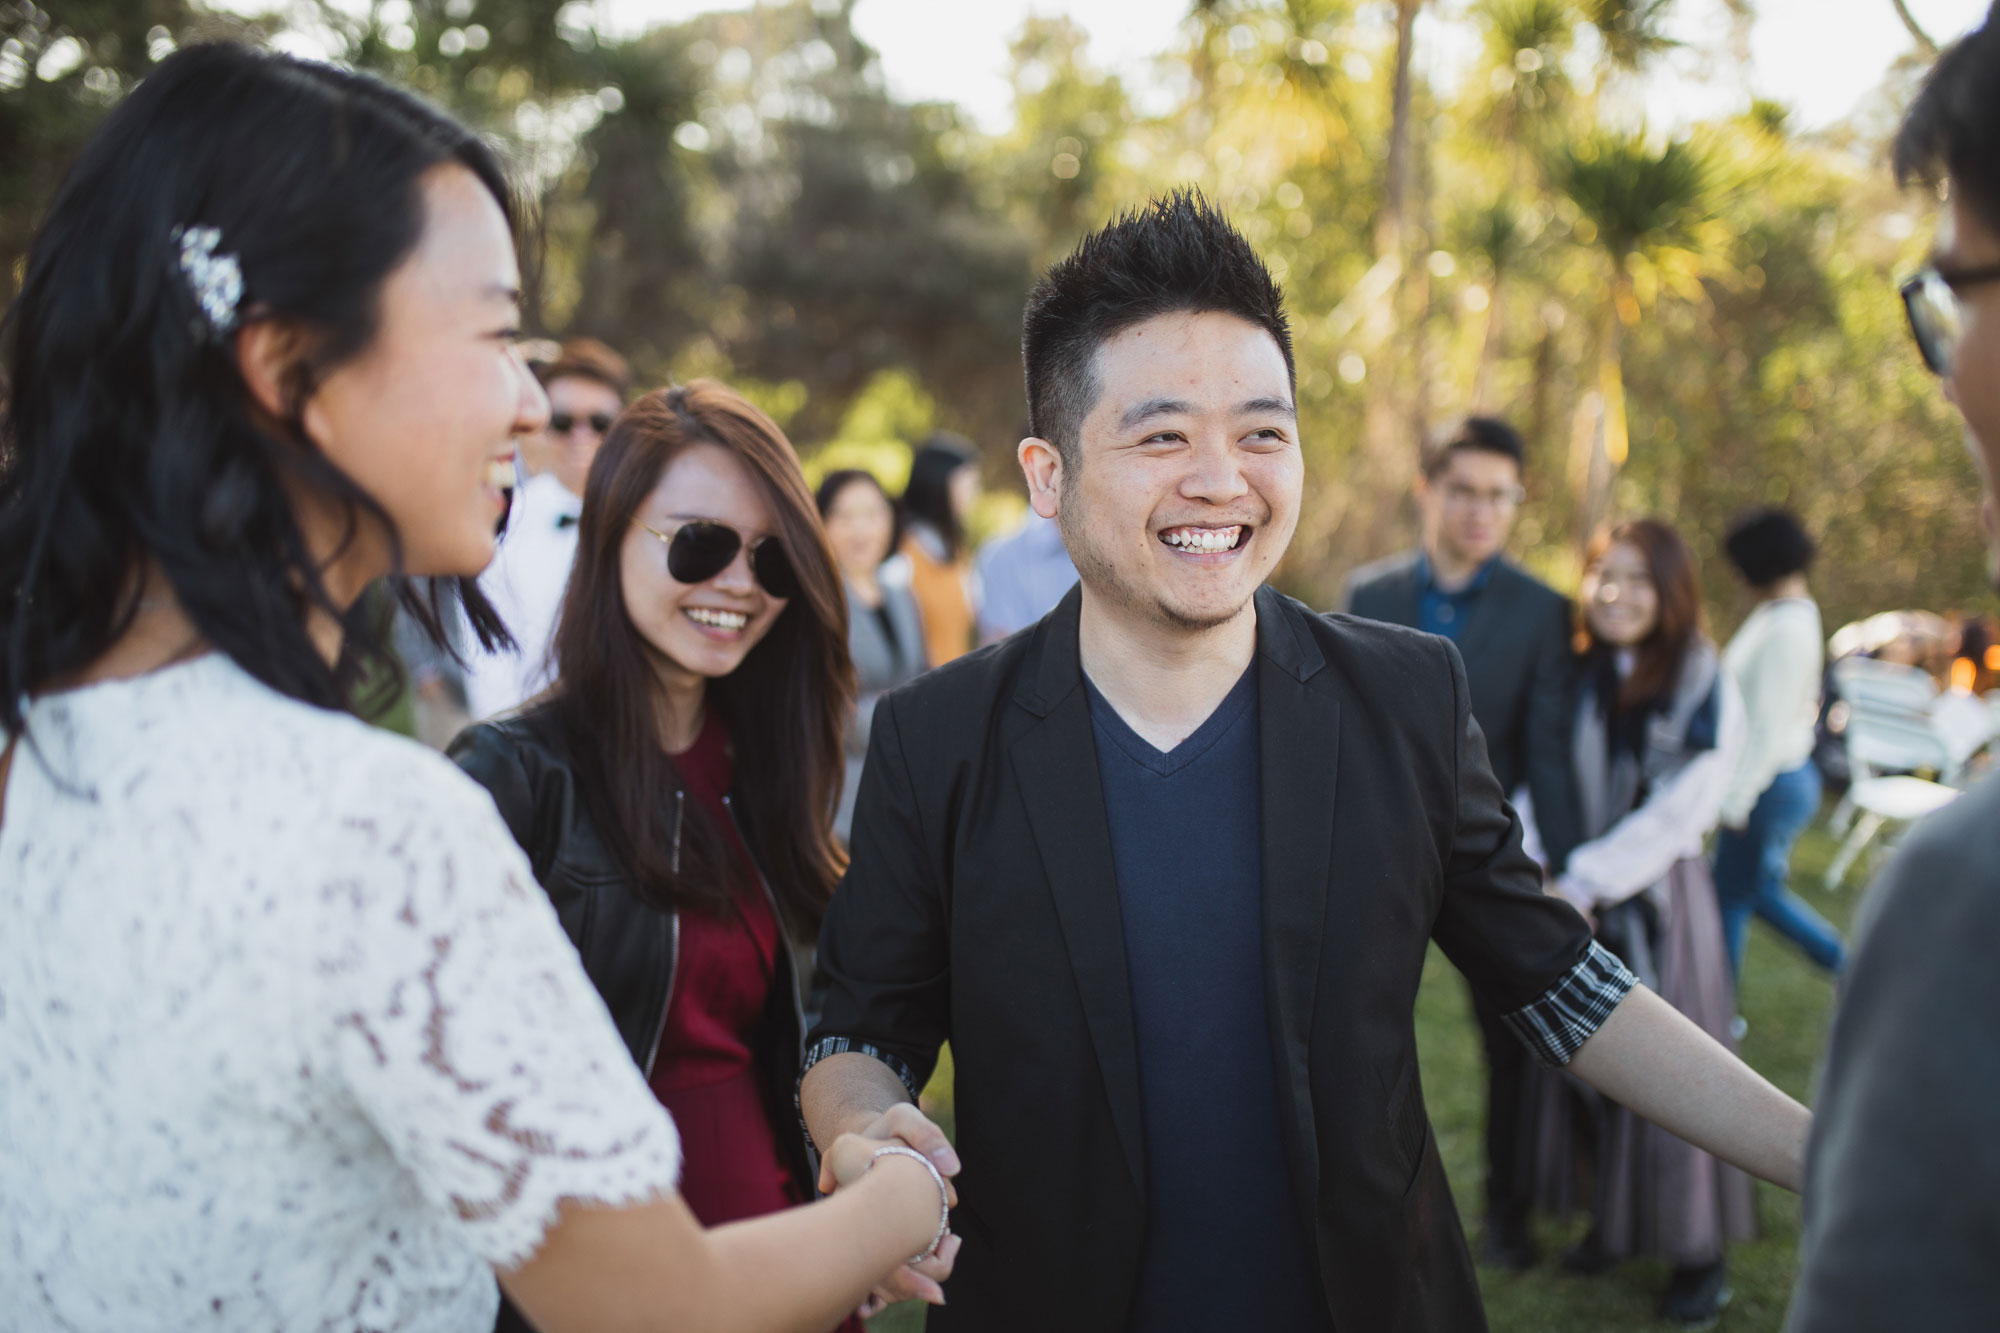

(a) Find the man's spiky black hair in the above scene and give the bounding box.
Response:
[1021,188,1295,464]
[1894,4,2000,238]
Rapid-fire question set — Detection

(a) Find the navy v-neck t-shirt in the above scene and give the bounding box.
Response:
[1084,664,1330,1332]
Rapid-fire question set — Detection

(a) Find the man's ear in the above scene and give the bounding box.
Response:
[1017,437,1063,520]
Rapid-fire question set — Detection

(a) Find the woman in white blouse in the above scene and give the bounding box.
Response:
[1712,508,1845,976]
[1529,520,1753,1327]
[0,43,953,1333]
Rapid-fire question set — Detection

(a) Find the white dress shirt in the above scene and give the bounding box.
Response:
[463,471,581,721]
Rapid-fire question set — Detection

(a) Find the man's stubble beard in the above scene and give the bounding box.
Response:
[1055,466,1265,635]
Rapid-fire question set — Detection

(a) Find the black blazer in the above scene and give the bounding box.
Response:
[1343,550,1583,870]
[810,586,1604,1332]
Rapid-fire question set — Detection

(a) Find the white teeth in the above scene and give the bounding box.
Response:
[686,608,749,631]
[484,459,516,490]
[1162,526,1242,553]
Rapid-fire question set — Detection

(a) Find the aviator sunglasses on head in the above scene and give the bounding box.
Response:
[550,411,615,435]
[632,516,800,600]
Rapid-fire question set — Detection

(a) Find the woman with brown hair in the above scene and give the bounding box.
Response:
[1524,518,1753,1326]
[452,381,949,1331]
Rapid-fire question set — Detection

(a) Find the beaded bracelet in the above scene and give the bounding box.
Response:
[869,1143,952,1265]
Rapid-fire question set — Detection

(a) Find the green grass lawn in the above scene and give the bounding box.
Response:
[871,819,1859,1332]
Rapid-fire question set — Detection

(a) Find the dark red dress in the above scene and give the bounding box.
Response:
[651,714,866,1331]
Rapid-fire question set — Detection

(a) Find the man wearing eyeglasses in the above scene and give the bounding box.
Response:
[1787,9,2000,1330]
[1340,417,1581,1272]
[465,337,632,721]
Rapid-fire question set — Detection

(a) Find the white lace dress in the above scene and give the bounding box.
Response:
[0,655,683,1331]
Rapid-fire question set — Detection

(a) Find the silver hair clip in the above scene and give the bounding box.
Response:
[171,225,243,341]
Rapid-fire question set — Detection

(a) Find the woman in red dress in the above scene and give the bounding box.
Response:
[455,382,908,1332]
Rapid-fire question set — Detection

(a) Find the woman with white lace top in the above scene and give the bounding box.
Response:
[1527,519,1754,1327]
[0,43,954,1333]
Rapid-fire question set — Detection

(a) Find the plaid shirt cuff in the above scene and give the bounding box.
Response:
[795,1035,926,1164]
[1501,940,1637,1067]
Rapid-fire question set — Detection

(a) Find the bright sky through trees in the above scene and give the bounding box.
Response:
[595,0,1992,131]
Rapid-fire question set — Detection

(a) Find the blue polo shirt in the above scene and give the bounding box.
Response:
[1416,553,1496,642]
[1084,665,1329,1332]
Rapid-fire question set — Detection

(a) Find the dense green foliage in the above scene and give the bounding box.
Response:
[5,0,1983,626]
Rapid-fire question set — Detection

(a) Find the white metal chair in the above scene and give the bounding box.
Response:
[1823,658,1942,836]
[1822,659,1994,888]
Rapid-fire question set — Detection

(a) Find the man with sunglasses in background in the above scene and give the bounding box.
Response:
[465,337,632,721]
[1787,8,2000,1329]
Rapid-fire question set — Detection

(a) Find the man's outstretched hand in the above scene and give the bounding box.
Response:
[820,1101,962,1313]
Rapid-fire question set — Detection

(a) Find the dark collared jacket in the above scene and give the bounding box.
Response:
[448,703,820,1187]
[806,585,1632,1333]
[1343,550,1584,872]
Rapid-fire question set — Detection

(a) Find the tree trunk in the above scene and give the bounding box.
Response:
[1887,0,1939,57]
[1472,264,1506,411]
[1376,0,1421,263]
[1572,262,1632,548]
[1350,0,1426,566]
[1526,301,1563,500]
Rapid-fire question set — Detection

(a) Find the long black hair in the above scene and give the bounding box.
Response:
[902,432,977,561]
[0,42,514,738]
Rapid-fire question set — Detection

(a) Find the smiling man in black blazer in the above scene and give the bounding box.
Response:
[800,191,1808,1333]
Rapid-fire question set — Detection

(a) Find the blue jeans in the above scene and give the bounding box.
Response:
[1713,761,1845,976]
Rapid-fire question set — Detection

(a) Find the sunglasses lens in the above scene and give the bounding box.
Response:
[753,541,800,600]
[1905,272,1961,377]
[551,412,612,435]
[667,521,742,585]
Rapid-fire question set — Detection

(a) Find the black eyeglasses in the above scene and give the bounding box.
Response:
[550,411,614,435]
[1900,260,2000,377]
[632,517,799,599]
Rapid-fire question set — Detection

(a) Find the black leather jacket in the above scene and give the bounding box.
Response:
[448,702,821,1190]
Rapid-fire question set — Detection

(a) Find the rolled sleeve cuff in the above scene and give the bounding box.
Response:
[797,1034,924,1110]
[1501,940,1638,1067]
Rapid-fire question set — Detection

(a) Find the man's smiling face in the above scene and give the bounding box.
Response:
[1050,309,1302,632]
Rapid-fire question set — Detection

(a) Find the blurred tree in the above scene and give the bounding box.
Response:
[0,0,238,308]
[685,3,1033,447]
[1349,0,1426,565]
[556,27,707,370]
[1578,0,1679,76]
[1547,128,1729,541]
[12,0,1992,634]
[984,15,1135,264]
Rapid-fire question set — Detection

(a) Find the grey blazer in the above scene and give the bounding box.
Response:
[837,577,926,841]
[1787,772,2000,1332]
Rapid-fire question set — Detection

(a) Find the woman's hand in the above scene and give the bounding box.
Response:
[822,1113,961,1310]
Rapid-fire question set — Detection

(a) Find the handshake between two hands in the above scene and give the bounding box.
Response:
[821,1103,965,1317]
